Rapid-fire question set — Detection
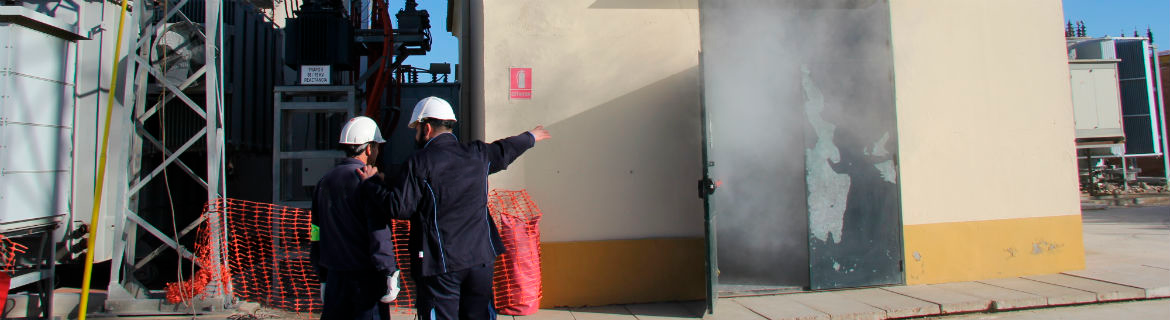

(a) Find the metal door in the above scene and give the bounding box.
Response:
[698,0,904,301]
[794,0,904,290]
[698,54,717,312]
[699,0,813,304]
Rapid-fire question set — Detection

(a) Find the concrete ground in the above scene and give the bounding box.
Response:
[7,205,1167,319]
[498,205,1170,320]
[932,299,1169,319]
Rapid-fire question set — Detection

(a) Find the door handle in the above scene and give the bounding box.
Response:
[698,178,718,198]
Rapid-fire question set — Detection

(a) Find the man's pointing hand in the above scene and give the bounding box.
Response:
[529,125,551,142]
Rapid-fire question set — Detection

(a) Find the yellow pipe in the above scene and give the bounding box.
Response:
[80,0,130,318]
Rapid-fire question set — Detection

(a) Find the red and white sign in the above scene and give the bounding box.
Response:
[510,68,532,100]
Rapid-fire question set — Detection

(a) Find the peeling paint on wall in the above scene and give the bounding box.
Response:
[875,160,898,184]
[908,251,926,282]
[1032,241,1063,255]
[803,66,852,244]
[868,132,891,157]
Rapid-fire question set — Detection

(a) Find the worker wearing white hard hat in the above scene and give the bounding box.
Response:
[311,116,399,320]
[407,96,458,129]
[339,115,388,145]
[358,96,551,320]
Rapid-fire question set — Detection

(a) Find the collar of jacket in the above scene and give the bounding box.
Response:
[423,132,458,149]
[340,157,365,166]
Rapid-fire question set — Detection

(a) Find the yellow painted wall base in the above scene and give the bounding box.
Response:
[540,238,705,307]
[903,215,1085,284]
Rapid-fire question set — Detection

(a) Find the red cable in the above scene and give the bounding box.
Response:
[366,1,394,124]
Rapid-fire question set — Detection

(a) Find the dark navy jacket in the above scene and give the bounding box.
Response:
[361,132,534,277]
[312,158,398,275]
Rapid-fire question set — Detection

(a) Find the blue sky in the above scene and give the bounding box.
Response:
[386,1,460,74]
[397,0,1170,74]
[1063,0,1169,49]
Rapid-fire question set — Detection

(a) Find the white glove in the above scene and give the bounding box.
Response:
[380,270,401,303]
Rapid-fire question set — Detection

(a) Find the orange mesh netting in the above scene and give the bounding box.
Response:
[387,219,417,313]
[164,212,231,304]
[0,235,27,275]
[219,199,321,314]
[164,199,320,315]
[488,190,544,315]
[171,199,416,315]
[170,192,543,316]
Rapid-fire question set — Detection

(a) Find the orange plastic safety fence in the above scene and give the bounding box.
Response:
[0,235,27,275]
[215,198,321,315]
[171,193,543,316]
[164,216,230,304]
[181,199,420,315]
[488,190,544,315]
[388,220,417,314]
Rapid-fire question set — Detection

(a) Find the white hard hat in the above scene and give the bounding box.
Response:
[339,116,386,145]
[408,96,457,128]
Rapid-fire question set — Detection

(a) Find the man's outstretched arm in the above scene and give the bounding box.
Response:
[486,125,551,174]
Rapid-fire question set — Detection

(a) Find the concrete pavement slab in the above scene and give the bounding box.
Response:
[733,295,829,320]
[1064,265,1170,298]
[700,300,766,320]
[516,308,575,320]
[978,277,1097,305]
[787,292,885,320]
[940,299,1170,320]
[1023,273,1145,301]
[882,285,990,313]
[626,302,704,319]
[933,281,1047,310]
[834,288,941,318]
[570,305,637,320]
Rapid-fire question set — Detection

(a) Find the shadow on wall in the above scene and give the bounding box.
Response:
[588,0,697,10]
[588,0,885,10]
[523,66,706,305]
[524,65,704,242]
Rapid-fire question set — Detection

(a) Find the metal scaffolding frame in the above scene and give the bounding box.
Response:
[104,0,228,314]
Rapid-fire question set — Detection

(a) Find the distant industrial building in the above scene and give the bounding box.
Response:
[1067,36,1168,191]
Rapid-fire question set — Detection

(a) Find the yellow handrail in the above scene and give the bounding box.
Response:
[79,0,130,318]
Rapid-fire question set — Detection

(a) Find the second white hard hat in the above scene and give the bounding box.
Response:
[408,96,457,128]
[339,116,386,145]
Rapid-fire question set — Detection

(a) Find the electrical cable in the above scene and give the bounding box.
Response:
[368,0,394,123]
[156,3,201,311]
[154,0,194,314]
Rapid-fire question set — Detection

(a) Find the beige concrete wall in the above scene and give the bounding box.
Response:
[890,0,1081,225]
[475,1,702,242]
[471,0,1082,239]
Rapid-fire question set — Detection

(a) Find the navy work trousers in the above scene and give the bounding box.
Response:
[322,269,390,320]
[416,263,497,320]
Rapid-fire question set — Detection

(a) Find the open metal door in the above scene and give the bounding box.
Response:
[698,52,717,313]
[699,0,812,307]
[699,0,904,302]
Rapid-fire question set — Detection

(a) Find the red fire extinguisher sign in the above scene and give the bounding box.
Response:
[510,68,532,100]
